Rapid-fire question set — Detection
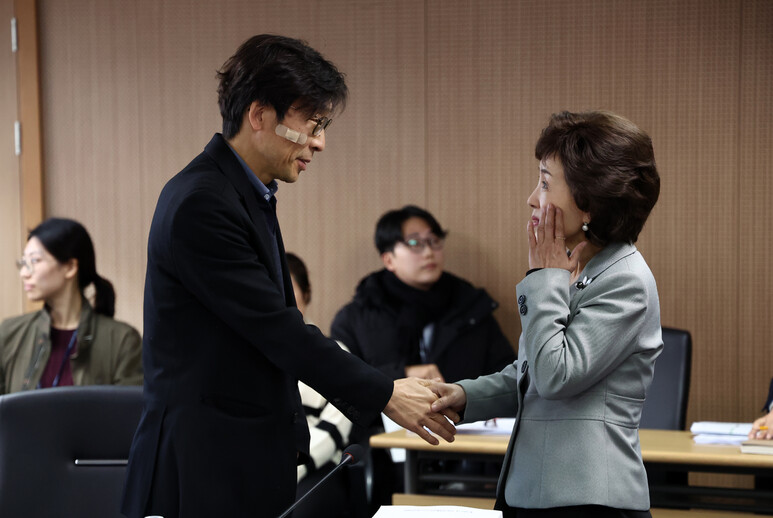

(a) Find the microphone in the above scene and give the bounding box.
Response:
[277,444,364,518]
[275,124,308,145]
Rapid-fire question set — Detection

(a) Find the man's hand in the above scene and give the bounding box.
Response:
[405,363,445,382]
[749,411,773,439]
[384,378,457,445]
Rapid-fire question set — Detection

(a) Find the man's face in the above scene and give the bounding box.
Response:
[381,217,445,291]
[254,105,328,185]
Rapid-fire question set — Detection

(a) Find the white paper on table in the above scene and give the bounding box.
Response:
[689,422,752,436]
[373,505,503,517]
[456,418,515,435]
[692,433,748,445]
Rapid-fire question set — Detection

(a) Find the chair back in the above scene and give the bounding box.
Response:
[641,327,692,430]
[0,385,143,518]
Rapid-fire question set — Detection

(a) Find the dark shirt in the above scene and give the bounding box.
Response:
[39,327,76,388]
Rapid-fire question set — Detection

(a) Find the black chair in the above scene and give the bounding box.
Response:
[641,327,692,507]
[0,385,143,518]
[641,326,692,430]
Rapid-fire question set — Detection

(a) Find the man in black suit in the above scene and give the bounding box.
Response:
[121,35,456,518]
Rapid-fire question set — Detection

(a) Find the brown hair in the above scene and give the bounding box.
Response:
[535,111,660,246]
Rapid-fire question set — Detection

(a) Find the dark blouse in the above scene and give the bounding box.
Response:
[38,327,77,388]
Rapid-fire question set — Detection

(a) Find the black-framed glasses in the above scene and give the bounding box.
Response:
[400,236,445,254]
[309,116,332,136]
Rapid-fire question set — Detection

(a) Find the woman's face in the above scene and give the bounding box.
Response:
[18,237,76,303]
[381,216,445,291]
[527,156,591,249]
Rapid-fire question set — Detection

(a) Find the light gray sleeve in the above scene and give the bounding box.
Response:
[457,362,520,422]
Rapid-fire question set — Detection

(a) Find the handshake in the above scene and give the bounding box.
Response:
[383,377,468,445]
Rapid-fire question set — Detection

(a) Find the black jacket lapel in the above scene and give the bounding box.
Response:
[203,134,285,295]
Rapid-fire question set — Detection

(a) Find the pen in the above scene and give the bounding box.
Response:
[760,426,769,431]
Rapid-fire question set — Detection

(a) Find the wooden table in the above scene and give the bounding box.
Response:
[370,429,773,513]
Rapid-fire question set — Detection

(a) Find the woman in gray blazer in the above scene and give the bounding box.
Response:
[430,111,662,518]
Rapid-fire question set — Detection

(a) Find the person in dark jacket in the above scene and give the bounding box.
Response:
[331,205,515,386]
[331,205,515,507]
[121,36,455,518]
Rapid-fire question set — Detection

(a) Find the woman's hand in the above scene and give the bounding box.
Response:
[426,380,467,420]
[527,204,587,272]
[749,412,773,439]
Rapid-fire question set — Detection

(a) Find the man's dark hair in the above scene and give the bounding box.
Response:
[535,111,660,246]
[286,252,311,305]
[374,205,448,254]
[217,34,348,139]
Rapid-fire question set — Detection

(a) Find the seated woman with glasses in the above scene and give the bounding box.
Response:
[0,217,142,394]
[331,205,515,507]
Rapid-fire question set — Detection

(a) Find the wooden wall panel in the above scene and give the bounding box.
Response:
[425,0,658,342]
[33,0,773,436]
[643,0,742,424]
[738,0,773,422]
[38,0,426,332]
[0,0,22,320]
[274,1,427,328]
[14,0,44,301]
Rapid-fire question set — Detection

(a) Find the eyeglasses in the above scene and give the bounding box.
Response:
[16,256,42,273]
[309,116,332,137]
[399,236,445,254]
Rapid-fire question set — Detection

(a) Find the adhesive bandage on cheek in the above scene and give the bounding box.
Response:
[275,124,307,145]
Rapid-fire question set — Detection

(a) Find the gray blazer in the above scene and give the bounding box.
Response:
[458,242,662,510]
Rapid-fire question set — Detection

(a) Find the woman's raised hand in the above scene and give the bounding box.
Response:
[527,204,587,272]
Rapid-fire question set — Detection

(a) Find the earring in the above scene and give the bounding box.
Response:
[582,222,589,232]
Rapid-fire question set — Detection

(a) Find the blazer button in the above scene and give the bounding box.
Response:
[518,295,526,305]
[521,360,528,373]
[292,412,299,424]
[519,304,528,316]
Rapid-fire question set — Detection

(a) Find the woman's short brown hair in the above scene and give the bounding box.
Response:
[535,111,660,246]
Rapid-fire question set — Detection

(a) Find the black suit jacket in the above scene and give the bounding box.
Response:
[122,134,392,518]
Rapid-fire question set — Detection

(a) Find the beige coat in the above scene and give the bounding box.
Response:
[0,300,142,393]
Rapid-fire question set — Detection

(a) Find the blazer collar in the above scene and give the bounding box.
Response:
[202,134,294,305]
[35,297,97,355]
[203,134,263,212]
[576,242,638,286]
